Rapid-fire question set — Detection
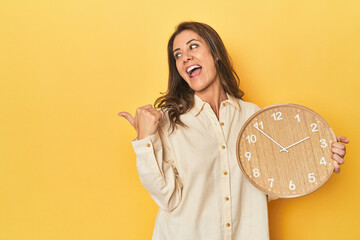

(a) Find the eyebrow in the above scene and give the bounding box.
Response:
[173,39,199,53]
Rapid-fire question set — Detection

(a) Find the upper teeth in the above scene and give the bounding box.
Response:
[187,65,201,73]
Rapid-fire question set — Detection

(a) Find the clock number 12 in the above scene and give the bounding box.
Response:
[271,112,283,120]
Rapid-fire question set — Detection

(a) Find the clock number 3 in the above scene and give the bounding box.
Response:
[320,139,327,148]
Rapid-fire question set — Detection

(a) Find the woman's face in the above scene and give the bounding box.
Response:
[173,30,219,94]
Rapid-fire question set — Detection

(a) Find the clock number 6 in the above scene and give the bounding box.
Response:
[289,180,296,190]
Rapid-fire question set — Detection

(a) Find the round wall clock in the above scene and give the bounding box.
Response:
[236,103,336,198]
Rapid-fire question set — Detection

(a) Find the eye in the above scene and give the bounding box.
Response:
[189,44,199,50]
[174,52,182,59]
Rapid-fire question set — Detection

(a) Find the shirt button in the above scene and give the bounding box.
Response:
[226,223,231,227]
[224,171,228,175]
[225,197,229,201]
[146,143,151,147]
[220,122,224,127]
[221,145,226,149]
[223,103,227,107]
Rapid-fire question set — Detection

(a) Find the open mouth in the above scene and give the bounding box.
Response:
[186,65,202,78]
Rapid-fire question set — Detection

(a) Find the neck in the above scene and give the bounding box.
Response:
[195,79,228,119]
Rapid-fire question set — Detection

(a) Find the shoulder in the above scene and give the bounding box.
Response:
[237,99,261,116]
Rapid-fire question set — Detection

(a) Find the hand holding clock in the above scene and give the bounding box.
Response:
[332,136,349,173]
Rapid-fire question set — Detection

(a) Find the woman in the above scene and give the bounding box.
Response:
[119,22,348,240]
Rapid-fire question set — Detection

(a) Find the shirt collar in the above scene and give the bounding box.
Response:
[190,93,240,117]
[189,94,206,117]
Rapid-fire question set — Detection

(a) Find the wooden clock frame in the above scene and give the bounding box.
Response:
[236,103,336,198]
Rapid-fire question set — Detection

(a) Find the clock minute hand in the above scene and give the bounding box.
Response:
[280,136,310,152]
[254,126,288,152]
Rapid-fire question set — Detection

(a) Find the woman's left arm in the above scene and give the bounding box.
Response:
[332,136,350,173]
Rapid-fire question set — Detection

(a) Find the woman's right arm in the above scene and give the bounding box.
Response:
[119,105,183,211]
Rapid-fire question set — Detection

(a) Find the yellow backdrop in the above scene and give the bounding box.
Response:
[1,0,359,239]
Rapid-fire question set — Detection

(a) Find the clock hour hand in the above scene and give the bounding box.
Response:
[280,136,310,152]
[254,126,288,152]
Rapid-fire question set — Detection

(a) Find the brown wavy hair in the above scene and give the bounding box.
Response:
[155,21,244,132]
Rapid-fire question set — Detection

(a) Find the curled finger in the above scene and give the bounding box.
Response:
[331,147,346,158]
[333,160,341,173]
[332,153,345,165]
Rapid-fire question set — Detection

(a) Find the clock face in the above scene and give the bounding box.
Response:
[236,103,336,198]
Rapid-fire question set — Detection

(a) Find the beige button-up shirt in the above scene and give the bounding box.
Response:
[132,94,270,240]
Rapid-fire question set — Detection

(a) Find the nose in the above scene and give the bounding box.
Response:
[182,52,193,63]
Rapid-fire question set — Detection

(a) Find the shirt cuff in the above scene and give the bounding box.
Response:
[131,132,162,155]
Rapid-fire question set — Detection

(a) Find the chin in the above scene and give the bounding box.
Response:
[190,80,214,93]
[189,85,209,93]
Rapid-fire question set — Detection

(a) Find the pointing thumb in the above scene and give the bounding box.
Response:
[118,112,135,128]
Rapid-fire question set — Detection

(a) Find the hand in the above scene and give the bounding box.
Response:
[118,105,162,140]
[280,136,310,152]
[253,126,288,152]
[332,136,349,173]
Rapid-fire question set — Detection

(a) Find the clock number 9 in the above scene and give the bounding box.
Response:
[253,168,260,177]
[246,135,257,143]
[245,152,251,161]
[271,112,283,120]
[289,180,296,190]
[320,139,327,148]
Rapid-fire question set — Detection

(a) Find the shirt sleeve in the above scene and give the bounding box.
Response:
[131,128,182,212]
